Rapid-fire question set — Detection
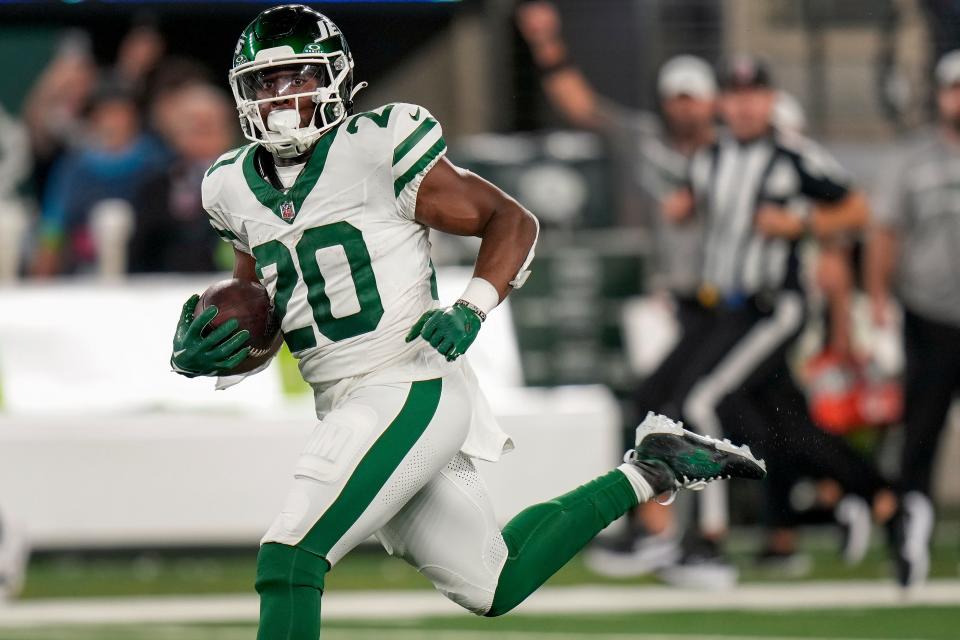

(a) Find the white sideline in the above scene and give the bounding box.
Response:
[1,580,960,628]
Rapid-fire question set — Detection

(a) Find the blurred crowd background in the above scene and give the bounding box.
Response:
[2,0,960,601]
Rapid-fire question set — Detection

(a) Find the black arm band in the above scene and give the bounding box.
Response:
[538,57,573,78]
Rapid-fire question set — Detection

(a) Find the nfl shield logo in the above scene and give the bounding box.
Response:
[280,201,296,221]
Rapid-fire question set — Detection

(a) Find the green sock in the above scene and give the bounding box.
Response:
[486,469,639,617]
[256,542,329,640]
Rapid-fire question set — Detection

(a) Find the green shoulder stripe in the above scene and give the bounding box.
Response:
[394,138,446,196]
[393,118,438,165]
[205,145,253,177]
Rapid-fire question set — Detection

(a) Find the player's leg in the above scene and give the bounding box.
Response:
[380,414,766,618]
[0,507,30,602]
[899,311,959,498]
[632,300,716,418]
[656,305,766,583]
[889,311,960,586]
[378,452,661,616]
[376,453,506,614]
[709,328,888,571]
[255,374,471,640]
[681,295,806,540]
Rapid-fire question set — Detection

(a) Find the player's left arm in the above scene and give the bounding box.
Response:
[405,156,539,360]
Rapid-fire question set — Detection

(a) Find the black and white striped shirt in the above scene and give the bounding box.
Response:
[689,129,850,298]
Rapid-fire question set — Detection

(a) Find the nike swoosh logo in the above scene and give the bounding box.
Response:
[410,107,422,121]
[173,349,187,358]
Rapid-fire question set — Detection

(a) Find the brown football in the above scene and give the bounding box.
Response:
[195,278,283,375]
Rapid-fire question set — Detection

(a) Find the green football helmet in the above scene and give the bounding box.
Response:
[229,4,366,158]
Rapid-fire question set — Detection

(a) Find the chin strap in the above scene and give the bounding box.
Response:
[348,81,369,109]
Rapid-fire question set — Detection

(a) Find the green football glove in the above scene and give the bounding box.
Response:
[170,294,251,377]
[405,303,482,362]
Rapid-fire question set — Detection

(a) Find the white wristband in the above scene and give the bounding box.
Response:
[459,277,500,317]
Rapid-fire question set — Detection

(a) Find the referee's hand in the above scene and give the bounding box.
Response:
[755,205,805,239]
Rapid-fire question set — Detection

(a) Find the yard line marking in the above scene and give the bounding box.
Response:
[321,630,925,640]
[0,580,958,628]
[0,630,930,640]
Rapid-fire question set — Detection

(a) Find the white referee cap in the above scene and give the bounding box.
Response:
[935,49,960,87]
[658,55,716,100]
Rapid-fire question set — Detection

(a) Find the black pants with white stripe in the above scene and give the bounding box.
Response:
[635,292,887,529]
[632,295,716,421]
[900,309,960,496]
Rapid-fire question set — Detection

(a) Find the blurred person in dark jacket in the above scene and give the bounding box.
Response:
[30,83,167,277]
[129,85,237,273]
[867,48,960,588]
[22,31,98,198]
[146,57,213,142]
[517,0,717,577]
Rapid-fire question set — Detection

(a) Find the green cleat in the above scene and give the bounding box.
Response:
[625,412,767,504]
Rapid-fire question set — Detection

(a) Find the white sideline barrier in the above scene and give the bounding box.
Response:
[0,273,621,548]
[0,386,619,549]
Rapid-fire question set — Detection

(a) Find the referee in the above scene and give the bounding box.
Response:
[868,49,960,588]
[656,55,891,582]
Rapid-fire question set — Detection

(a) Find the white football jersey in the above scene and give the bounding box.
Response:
[202,103,453,387]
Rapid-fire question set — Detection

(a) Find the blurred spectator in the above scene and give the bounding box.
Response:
[22,31,98,197]
[146,57,213,141]
[518,0,716,577]
[112,23,166,94]
[0,507,30,602]
[0,104,32,281]
[516,1,712,280]
[0,105,31,200]
[867,48,960,588]
[653,55,893,585]
[31,83,167,277]
[128,85,237,273]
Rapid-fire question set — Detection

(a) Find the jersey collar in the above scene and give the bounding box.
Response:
[242,127,339,224]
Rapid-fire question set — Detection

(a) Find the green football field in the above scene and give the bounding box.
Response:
[17,526,960,599]
[5,527,959,640]
[3,607,960,640]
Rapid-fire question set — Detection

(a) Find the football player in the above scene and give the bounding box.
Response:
[168,6,766,638]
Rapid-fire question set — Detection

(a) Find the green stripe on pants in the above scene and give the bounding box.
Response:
[300,377,443,557]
